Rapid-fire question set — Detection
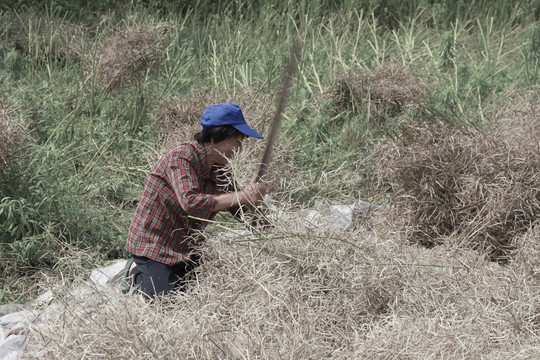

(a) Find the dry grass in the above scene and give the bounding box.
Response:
[332,64,428,124]
[24,207,540,359]
[0,97,31,171]
[20,91,540,357]
[377,90,540,262]
[95,21,166,91]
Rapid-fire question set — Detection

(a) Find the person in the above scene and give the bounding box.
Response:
[124,103,267,300]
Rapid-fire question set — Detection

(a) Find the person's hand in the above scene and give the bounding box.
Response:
[242,179,267,206]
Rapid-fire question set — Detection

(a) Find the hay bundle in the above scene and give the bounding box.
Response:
[378,92,540,261]
[25,216,540,359]
[332,64,428,123]
[151,89,214,147]
[96,23,166,91]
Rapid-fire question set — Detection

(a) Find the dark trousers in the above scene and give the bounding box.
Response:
[130,254,200,300]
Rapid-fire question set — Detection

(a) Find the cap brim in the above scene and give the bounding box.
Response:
[233,123,264,139]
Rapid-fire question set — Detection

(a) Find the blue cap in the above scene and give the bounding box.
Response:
[201,103,263,139]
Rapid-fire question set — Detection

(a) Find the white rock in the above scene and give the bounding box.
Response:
[90,259,128,287]
[0,334,25,359]
[0,309,37,360]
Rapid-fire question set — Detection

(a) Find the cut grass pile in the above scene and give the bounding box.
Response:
[377,90,540,262]
[332,64,428,126]
[25,209,540,358]
[95,21,167,91]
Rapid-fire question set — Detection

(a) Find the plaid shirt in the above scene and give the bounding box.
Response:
[126,141,233,265]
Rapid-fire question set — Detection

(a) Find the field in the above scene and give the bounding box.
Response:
[1,0,539,358]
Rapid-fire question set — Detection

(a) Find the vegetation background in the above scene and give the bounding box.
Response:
[0,0,539,357]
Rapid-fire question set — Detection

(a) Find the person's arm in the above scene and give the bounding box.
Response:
[225,181,273,232]
[168,149,266,219]
[213,180,266,212]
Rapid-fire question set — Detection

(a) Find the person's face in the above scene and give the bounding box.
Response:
[212,134,245,165]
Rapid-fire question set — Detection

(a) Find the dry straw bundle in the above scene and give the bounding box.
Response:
[150,89,214,149]
[26,210,540,359]
[95,22,166,91]
[378,91,540,262]
[332,65,428,124]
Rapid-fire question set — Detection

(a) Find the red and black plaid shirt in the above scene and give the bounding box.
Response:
[125,141,233,265]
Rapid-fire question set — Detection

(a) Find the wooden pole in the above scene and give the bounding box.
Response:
[256,41,301,182]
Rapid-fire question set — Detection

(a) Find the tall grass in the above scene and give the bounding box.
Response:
[0,0,538,303]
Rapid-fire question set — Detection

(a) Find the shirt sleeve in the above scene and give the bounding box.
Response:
[168,155,217,219]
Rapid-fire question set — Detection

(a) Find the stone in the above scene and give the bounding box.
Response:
[0,260,129,359]
[0,334,25,359]
[0,305,26,318]
[90,259,128,287]
[0,309,37,359]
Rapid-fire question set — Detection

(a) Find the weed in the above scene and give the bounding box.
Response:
[523,21,540,83]
[0,97,31,172]
[437,30,456,71]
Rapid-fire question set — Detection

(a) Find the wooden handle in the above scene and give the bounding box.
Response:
[256,41,301,182]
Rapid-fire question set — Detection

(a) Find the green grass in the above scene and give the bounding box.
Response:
[0,0,539,303]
